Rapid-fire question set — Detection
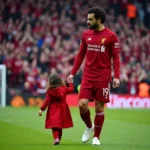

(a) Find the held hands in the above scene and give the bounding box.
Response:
[38,109,42,116]
[112,78,120,88]
[67,74,74,83]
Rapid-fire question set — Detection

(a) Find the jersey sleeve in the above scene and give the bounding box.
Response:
[40,91,51,111]
[65,83,74,94]
[110,34,120,79]
[71,32,86,75]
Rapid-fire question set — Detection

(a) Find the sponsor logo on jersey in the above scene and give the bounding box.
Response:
[87,44,106,52]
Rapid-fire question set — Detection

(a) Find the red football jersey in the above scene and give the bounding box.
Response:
[71,27,120,81]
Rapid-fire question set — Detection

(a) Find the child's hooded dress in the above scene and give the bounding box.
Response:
[40,83,74,129]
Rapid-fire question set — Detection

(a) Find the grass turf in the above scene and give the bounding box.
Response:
[0,107,150,150]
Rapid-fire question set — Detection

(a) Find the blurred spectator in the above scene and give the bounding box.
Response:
[127,73,138,95]
[109,0,121,16]
[126,1,137,28]
[144,3,150,29]
[138,82,150,97]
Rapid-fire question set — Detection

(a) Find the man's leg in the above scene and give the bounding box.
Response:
[92,101,104,145]
[79,99,94,142]
[79,99,92,128]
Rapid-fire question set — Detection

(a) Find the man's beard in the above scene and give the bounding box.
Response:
[88,23,98,30]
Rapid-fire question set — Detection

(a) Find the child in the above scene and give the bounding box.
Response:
[38,73,74,145]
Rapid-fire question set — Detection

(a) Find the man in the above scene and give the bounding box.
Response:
[67,7,120,145]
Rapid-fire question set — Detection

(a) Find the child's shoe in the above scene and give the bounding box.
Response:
[53,138,60,145]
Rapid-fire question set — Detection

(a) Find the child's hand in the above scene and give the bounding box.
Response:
[38,110,42,116]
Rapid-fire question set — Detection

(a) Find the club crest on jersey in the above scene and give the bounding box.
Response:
[101,38,106,44]
[100,45,105,52]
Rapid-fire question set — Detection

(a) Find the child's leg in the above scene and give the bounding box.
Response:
[58,129,62,140]
[52,128,60,145]
[52,128,59,139]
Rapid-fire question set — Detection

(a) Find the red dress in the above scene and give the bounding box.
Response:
[40,83,74,129]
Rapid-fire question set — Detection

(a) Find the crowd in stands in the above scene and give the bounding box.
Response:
[0,0,150,96]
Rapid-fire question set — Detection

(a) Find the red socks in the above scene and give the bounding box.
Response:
[52,128,62,140]
[93,111,104,139]
[80,109,92,128]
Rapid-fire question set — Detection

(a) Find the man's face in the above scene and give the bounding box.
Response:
[87,13,98,30]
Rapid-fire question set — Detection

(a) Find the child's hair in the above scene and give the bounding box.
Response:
[47,73,65,89]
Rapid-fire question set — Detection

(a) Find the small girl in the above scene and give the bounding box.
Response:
[38,73,74,145]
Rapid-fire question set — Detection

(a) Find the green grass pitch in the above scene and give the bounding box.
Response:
[0,107,150,150]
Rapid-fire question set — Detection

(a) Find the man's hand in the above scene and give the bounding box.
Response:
[112,78,120,88]
[67,74,74,83]
[38,110,42,116]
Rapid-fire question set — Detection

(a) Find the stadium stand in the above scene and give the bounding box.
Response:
[0,0,149,96]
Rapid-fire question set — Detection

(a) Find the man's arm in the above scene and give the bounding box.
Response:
[67,32,86,82]
[111,34,120,88]
[70,32,86,75]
